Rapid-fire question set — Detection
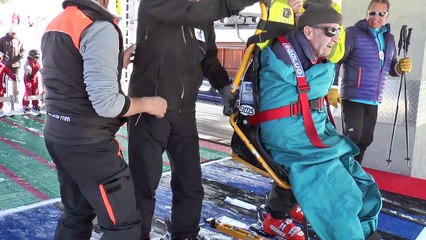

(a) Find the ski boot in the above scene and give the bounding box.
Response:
[160,230,206,240]
[32,106,41,112]
[262,213,305,240]
[251,205,305,240]
[23,106,31,112]
[159,218,206,240]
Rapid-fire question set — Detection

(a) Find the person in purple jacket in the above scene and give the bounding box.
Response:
[332,0,412,164]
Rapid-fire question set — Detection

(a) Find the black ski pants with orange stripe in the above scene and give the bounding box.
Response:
[45,138,141,240]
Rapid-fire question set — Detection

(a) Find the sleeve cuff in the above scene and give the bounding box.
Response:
[117,95,131,117]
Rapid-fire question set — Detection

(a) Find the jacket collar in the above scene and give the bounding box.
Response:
[289,29,319,64]
[63,0,116,22]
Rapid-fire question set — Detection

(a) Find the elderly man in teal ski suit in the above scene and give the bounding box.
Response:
[254,0,383,239]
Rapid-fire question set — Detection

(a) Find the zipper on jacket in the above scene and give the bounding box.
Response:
[154,84,159,96]
[181,26,187,45]
[154,57,163,96]
[188,26,194,39]
[357,67,362,88]
[198,44,206,55]
[191,27,206,54]
[375,72,381,101]
[181,86,185,99]
[144,26,150,40]
[178,86,185,113]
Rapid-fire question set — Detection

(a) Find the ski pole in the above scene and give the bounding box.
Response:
[386,70,404,167]
[403,27,413,166]
[386,25,407,167]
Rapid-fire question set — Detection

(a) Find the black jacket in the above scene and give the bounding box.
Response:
[0,33,24,69]
[128,0,258,112]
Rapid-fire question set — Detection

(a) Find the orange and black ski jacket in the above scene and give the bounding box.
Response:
[41,0,128,145]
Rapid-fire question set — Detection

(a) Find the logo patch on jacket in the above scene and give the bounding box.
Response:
[283,8,292,18]
[194,28,205,42]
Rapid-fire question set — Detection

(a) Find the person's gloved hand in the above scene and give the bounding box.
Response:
[219,84,238,116]
[396,57,412,75]
[288,0,303,14]
[327,88,340,108]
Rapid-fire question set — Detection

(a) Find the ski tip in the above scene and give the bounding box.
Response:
[205,218,217,228]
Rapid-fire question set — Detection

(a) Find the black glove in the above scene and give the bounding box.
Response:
[219,84,238,116]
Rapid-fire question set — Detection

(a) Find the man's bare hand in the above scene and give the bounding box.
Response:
[141,96,167,118]
[123,44,137,69]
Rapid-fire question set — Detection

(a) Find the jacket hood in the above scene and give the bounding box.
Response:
[63,0,117,22]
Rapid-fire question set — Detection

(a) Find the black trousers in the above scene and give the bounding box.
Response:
[128,110,204,239]
[45,138,141,240]
[341,100,378,164]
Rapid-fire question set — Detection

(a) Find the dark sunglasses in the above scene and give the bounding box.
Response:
[311,26,341,38]
[367,11,389,17]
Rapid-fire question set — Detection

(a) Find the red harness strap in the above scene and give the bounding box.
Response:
[249,36,329,148]
[248,97,326,125]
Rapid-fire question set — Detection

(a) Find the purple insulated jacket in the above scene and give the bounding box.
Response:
[337,19,399,103]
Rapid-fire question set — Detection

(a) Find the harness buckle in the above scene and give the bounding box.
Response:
[290,101,300,117]
[297,84,310,94]
[309,98,324,112]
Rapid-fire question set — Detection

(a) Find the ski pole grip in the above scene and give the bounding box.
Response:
[398,25,407,56]
[405,28,413,54]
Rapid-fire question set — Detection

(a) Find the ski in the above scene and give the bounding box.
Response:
[248,221,284,240]
[151,217,231,240]
[222,197,318,240]
[206,217,268,240]
[25,110,41,116]
[0,111,17,117]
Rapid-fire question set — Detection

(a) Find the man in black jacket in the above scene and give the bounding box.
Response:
[0,26,24,74]
[127,0,259,239]
[0,26,24,104]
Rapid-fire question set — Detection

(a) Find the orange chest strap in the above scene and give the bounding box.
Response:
[248,36,329,148]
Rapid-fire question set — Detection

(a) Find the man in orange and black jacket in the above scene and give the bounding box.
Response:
[41,0,167,239]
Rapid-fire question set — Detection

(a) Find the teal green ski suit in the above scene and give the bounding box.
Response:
[259,32,382,240]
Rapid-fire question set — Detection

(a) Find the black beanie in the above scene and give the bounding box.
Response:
[297,0,342,29]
